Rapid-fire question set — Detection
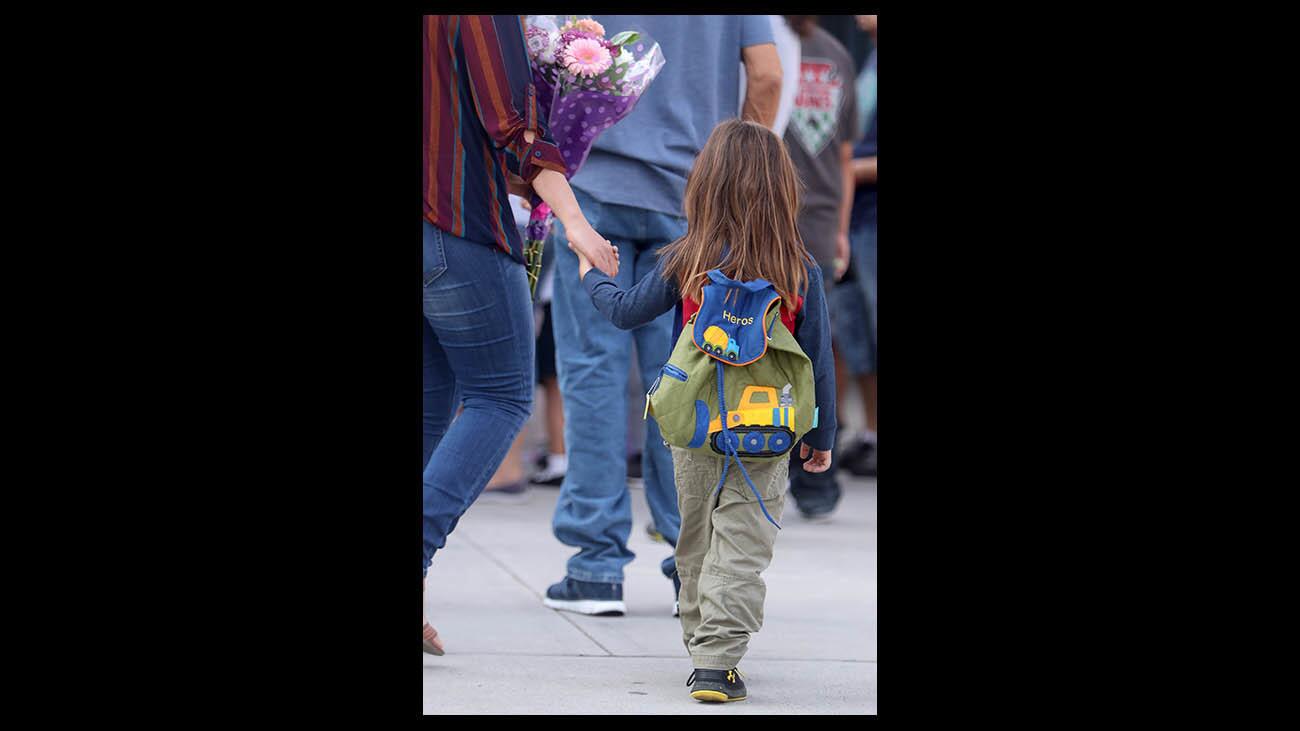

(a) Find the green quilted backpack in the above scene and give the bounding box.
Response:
[645,270,818,528]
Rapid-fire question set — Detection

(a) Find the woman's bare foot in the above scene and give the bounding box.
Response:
[423,622,445,655]
[423,578,445,655]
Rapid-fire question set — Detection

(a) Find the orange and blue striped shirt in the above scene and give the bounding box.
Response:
[423,15,567,263]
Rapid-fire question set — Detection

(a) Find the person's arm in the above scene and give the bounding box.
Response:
[741,43,782,128]
[793,264,837,470]
[460,15,617,276]
[769,15,801,137]
[459,15,564,182]
[852,109,878,184]
[739,13,780,128]
[835,141,855,280]
[530,163,617,276]
[580,255,680,331]
[830,48,859,280]
[852,156,877,184]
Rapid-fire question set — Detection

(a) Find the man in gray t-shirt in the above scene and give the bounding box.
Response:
[546,15,781,617]
[781,16,858,522]
[783,17,859,269]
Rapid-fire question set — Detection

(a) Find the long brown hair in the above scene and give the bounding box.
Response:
[660,119,814,306]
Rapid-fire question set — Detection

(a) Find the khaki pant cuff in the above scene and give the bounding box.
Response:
[690,653,741,670]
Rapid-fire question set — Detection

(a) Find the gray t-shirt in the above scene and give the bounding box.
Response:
[783,26,858,264]
[569,15,774,218]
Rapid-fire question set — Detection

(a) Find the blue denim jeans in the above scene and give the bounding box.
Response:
[853,221,876,370]
[829,222,877,375]
[423,221,534,577]
[549,190,686,583]
[858,222,877,338]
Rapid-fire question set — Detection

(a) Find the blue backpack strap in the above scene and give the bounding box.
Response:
[706,269,773,292]
[713,361,781,530]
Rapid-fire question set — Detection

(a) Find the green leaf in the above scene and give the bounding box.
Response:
[608,31,639,47]
[607,62,628,86]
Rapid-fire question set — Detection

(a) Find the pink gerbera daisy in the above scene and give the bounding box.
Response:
[562,37,612,77]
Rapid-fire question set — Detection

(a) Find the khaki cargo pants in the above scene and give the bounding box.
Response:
[671,446,789,670]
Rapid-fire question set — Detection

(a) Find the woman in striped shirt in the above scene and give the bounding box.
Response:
[422,15,616,656]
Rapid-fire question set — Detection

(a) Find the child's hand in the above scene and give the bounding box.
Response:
[576,249,593,280]
[800,443,832,473]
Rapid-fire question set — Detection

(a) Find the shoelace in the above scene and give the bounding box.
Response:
[686,668,745,687]
[714,361,781,529]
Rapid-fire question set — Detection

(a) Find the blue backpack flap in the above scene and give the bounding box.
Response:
[692,270,778,366]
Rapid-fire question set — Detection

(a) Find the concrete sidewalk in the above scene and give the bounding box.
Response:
[423,476,877,714]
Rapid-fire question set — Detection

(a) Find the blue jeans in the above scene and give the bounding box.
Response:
[853,221,876,370]
[550,190,686,583]
[829,223,877,375]
[423,221,534,577]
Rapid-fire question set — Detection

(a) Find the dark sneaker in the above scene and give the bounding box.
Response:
[799,503,836,522]
[844,441,877,478]
[839,439,868,466]
[627,452,642,479]
[687,668,747,702]
[543,577,625,616]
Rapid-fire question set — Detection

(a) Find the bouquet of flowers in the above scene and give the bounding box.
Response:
[521,15,667,296]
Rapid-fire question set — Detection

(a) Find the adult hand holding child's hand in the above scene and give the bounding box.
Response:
[573,242,619,281]
[568,220,619,278]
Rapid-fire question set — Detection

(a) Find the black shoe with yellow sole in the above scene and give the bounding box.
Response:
[687,668,747,702]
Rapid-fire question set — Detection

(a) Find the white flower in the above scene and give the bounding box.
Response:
[526,28,545,56]
[525,27,560,66]
[539,31,560,65]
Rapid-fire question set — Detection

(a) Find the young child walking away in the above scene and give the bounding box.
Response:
[570,119,837,703]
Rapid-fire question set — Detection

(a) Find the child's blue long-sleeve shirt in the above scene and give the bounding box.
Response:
[581,257,838,452]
